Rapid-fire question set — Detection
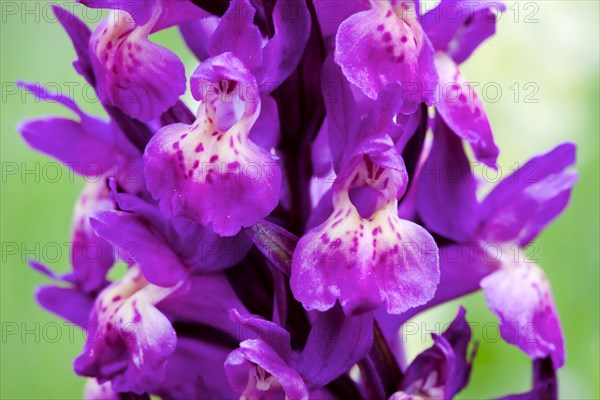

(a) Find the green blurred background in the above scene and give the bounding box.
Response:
[1,1,598,398]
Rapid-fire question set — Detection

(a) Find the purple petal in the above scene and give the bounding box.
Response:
[35,285,94,327]
[78,0,155,25]
[208,0,264,69]
[71,181,116,293]
[51,5,94,84]
[84,378,118,400]
[440,307,475,396]
[253,0,311,88]
[225,339,309,400]
[108,182,252,273]
[180,16,219,61]
[479,143,578,246]
[145,54,282,236]
[334,1,438,110]
[79,0,204,29]
[229,309,292,360]
[16,83,124,177]
[155,337,236,400]
[417,116,479,241]
[399,307,474,398]
[291,155,439,315]
[90,17,186,121]
[481,260,565,368]
[158,274,249,339]
[249,95,281,151]
[394,243,498,326]
[322,55,361,171]
[314,0,370,37]
[296,305,374,387]
[421,0,506,64]
[74,267,177,394]
[434,53,498,165]
[90,211,188,287]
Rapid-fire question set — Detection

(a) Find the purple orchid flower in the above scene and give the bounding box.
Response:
[291,143,439,315]
[225,306,373,399]
[390,307,475,399]
[421,0,505,166]
[73,266,178,394]
[83,0,206,121]
[144,53,283,236]
[334,0,439,113]
[91,180,252,285]
[406,143,577,369]
[17,0,578,397]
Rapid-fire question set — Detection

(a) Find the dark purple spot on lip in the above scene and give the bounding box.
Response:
[377,24,385,31]
[386,10,393,17]
[211,131,219,136]
[401,35,408,43]
[172,142,179,149]
[106,40,113,49]
[112,295,121,302]
[210,155,219,163]
[383,32,392,42]
[195,143,204,152]
[397,54,405,63]
[193,160,200,169]
[227,161,239,170]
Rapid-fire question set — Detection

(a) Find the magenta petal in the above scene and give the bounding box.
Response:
[145,54,282,236]
[315,0,370,37]
[71,182,116,293]
[156,337,236,400]
[480,143,578,246]
[229,309,292,360]
[180,16,219,61]
[208,0,264,69]
[79,0,155,25]
[291,156,440,315]
[253,0,311,88]
[90,211,188,287]
[422,0,506,64]
[74,267,177,394]
[335,1,438,109]
[225,340,309,400]
[79,0,204,29]
[35,285,94,327]
[481,261,565,368]
[158,273,249,339]
[434,53,498,166]
[417,117,479,241]
[296,306,373,387]
[90,18,186,121]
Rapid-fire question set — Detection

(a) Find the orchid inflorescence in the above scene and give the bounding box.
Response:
[18,0,577,399]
